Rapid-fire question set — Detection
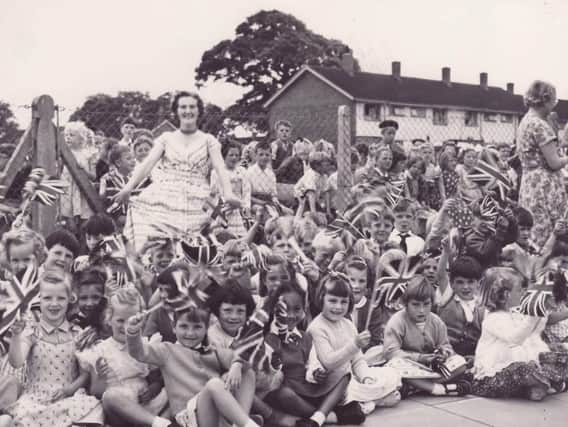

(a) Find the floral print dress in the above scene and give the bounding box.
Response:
[4,321,101,427]
[517,110,567,248]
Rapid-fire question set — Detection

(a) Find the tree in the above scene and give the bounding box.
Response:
[195,9,359,117]
[0,101,23,146]
[69,92,172,138]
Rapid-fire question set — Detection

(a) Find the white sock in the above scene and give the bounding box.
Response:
[244,419,260,427]
[431,384,446,396]
[151,416,171,427]
[310,411,326,426]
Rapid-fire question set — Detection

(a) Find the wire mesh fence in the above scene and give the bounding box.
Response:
[1,94,527,231]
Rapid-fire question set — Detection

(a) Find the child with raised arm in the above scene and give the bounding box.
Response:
[127,304,260,427]
[76,287,167,427]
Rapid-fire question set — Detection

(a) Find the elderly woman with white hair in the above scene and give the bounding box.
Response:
[517,80,568,249]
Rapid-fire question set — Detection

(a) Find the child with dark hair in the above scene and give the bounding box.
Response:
[404,157,427,203]
[208,280,256,349]
[307,274,402,417]
[127,303,259,427]
[74,214,117,272]
[143,262,188,344]
[439,152,459,199]
[384,276,471,397]
[44,229,80,273]
[502,207,541,269]
[99,144,136,226]
[436,255,484,358]
[211,142,251,238]
[264,284,360,427]
[70,268,108,332]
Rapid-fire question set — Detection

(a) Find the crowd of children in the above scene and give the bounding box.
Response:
[1,86,568,427]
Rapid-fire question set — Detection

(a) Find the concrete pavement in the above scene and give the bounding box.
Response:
[350,392,568,427]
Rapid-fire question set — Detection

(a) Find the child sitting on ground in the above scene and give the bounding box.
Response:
[383,276,471,397]
[208,280,256,349]
[77,287,167,426]
[436,256,484,358]
[127,299,259,427]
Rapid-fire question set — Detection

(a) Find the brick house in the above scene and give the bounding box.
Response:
[263,57,568,146]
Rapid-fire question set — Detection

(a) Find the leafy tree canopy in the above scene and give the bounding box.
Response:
[0,101,23,146]
[69,91,172,138]
[195,10,359,116]
[70,92,226,139]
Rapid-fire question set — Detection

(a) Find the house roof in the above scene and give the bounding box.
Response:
[264,65,568,119]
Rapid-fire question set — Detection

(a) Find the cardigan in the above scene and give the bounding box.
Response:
[127,334,231,416]
[307,314,371,385]
[383,309,453,362]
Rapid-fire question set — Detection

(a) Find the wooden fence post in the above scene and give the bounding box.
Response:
[336,105,353,213]
[31,95,58,235]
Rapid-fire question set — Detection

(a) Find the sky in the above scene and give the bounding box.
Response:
[1,0,566,126]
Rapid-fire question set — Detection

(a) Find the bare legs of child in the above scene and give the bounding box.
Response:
[265,375,364,427]
[252,396,300,427]
[196,370,258,427]
[102,388,170,427]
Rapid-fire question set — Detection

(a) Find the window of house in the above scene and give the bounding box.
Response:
[410,107,427,118]
[390,105,407,116]
[433,109,448,126]
[500,114,513,123]
[465,111,478,127]
[483,112,498,122]
[363,103,381,121]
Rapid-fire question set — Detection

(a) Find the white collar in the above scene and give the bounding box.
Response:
[354,296,367,310]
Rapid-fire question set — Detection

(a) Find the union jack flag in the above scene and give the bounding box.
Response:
[369,249,422,312]
[518,287,552,317]
[325,214,365,240]
[384,179,406,210]
[232,306,281,372]
[22,168,68,207]
[90,234,136,288]
[468,149,512,201]
[0,264,39,339]
[101,170,150,216]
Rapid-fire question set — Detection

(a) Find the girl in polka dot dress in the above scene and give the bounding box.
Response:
[5,270,102,427]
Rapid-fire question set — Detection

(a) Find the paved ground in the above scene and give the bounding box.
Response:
[347,392,568,427]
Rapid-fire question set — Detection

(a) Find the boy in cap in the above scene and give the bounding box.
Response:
[379,120,399,146]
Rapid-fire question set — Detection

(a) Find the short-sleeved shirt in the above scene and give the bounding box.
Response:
[516,110,558,171]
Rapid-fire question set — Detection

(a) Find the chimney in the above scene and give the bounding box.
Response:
[480,72,488,90]
[442,67,451,87]
[340,51,355,76]
[506,83,514,94]
[392,61,401,80]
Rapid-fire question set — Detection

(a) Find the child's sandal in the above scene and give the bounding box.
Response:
[444,381,471,396]
[551,381,568,394]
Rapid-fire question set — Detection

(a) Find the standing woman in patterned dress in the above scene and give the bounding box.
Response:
[517,81,568,249]
[113,92,240,251]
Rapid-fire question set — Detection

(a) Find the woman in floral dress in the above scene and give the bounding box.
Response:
[114,92,240,251]
[517,81,568,249]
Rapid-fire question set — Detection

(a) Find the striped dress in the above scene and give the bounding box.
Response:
[125,130,219,252]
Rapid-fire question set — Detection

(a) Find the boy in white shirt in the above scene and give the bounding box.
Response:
[389,199,425,257]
